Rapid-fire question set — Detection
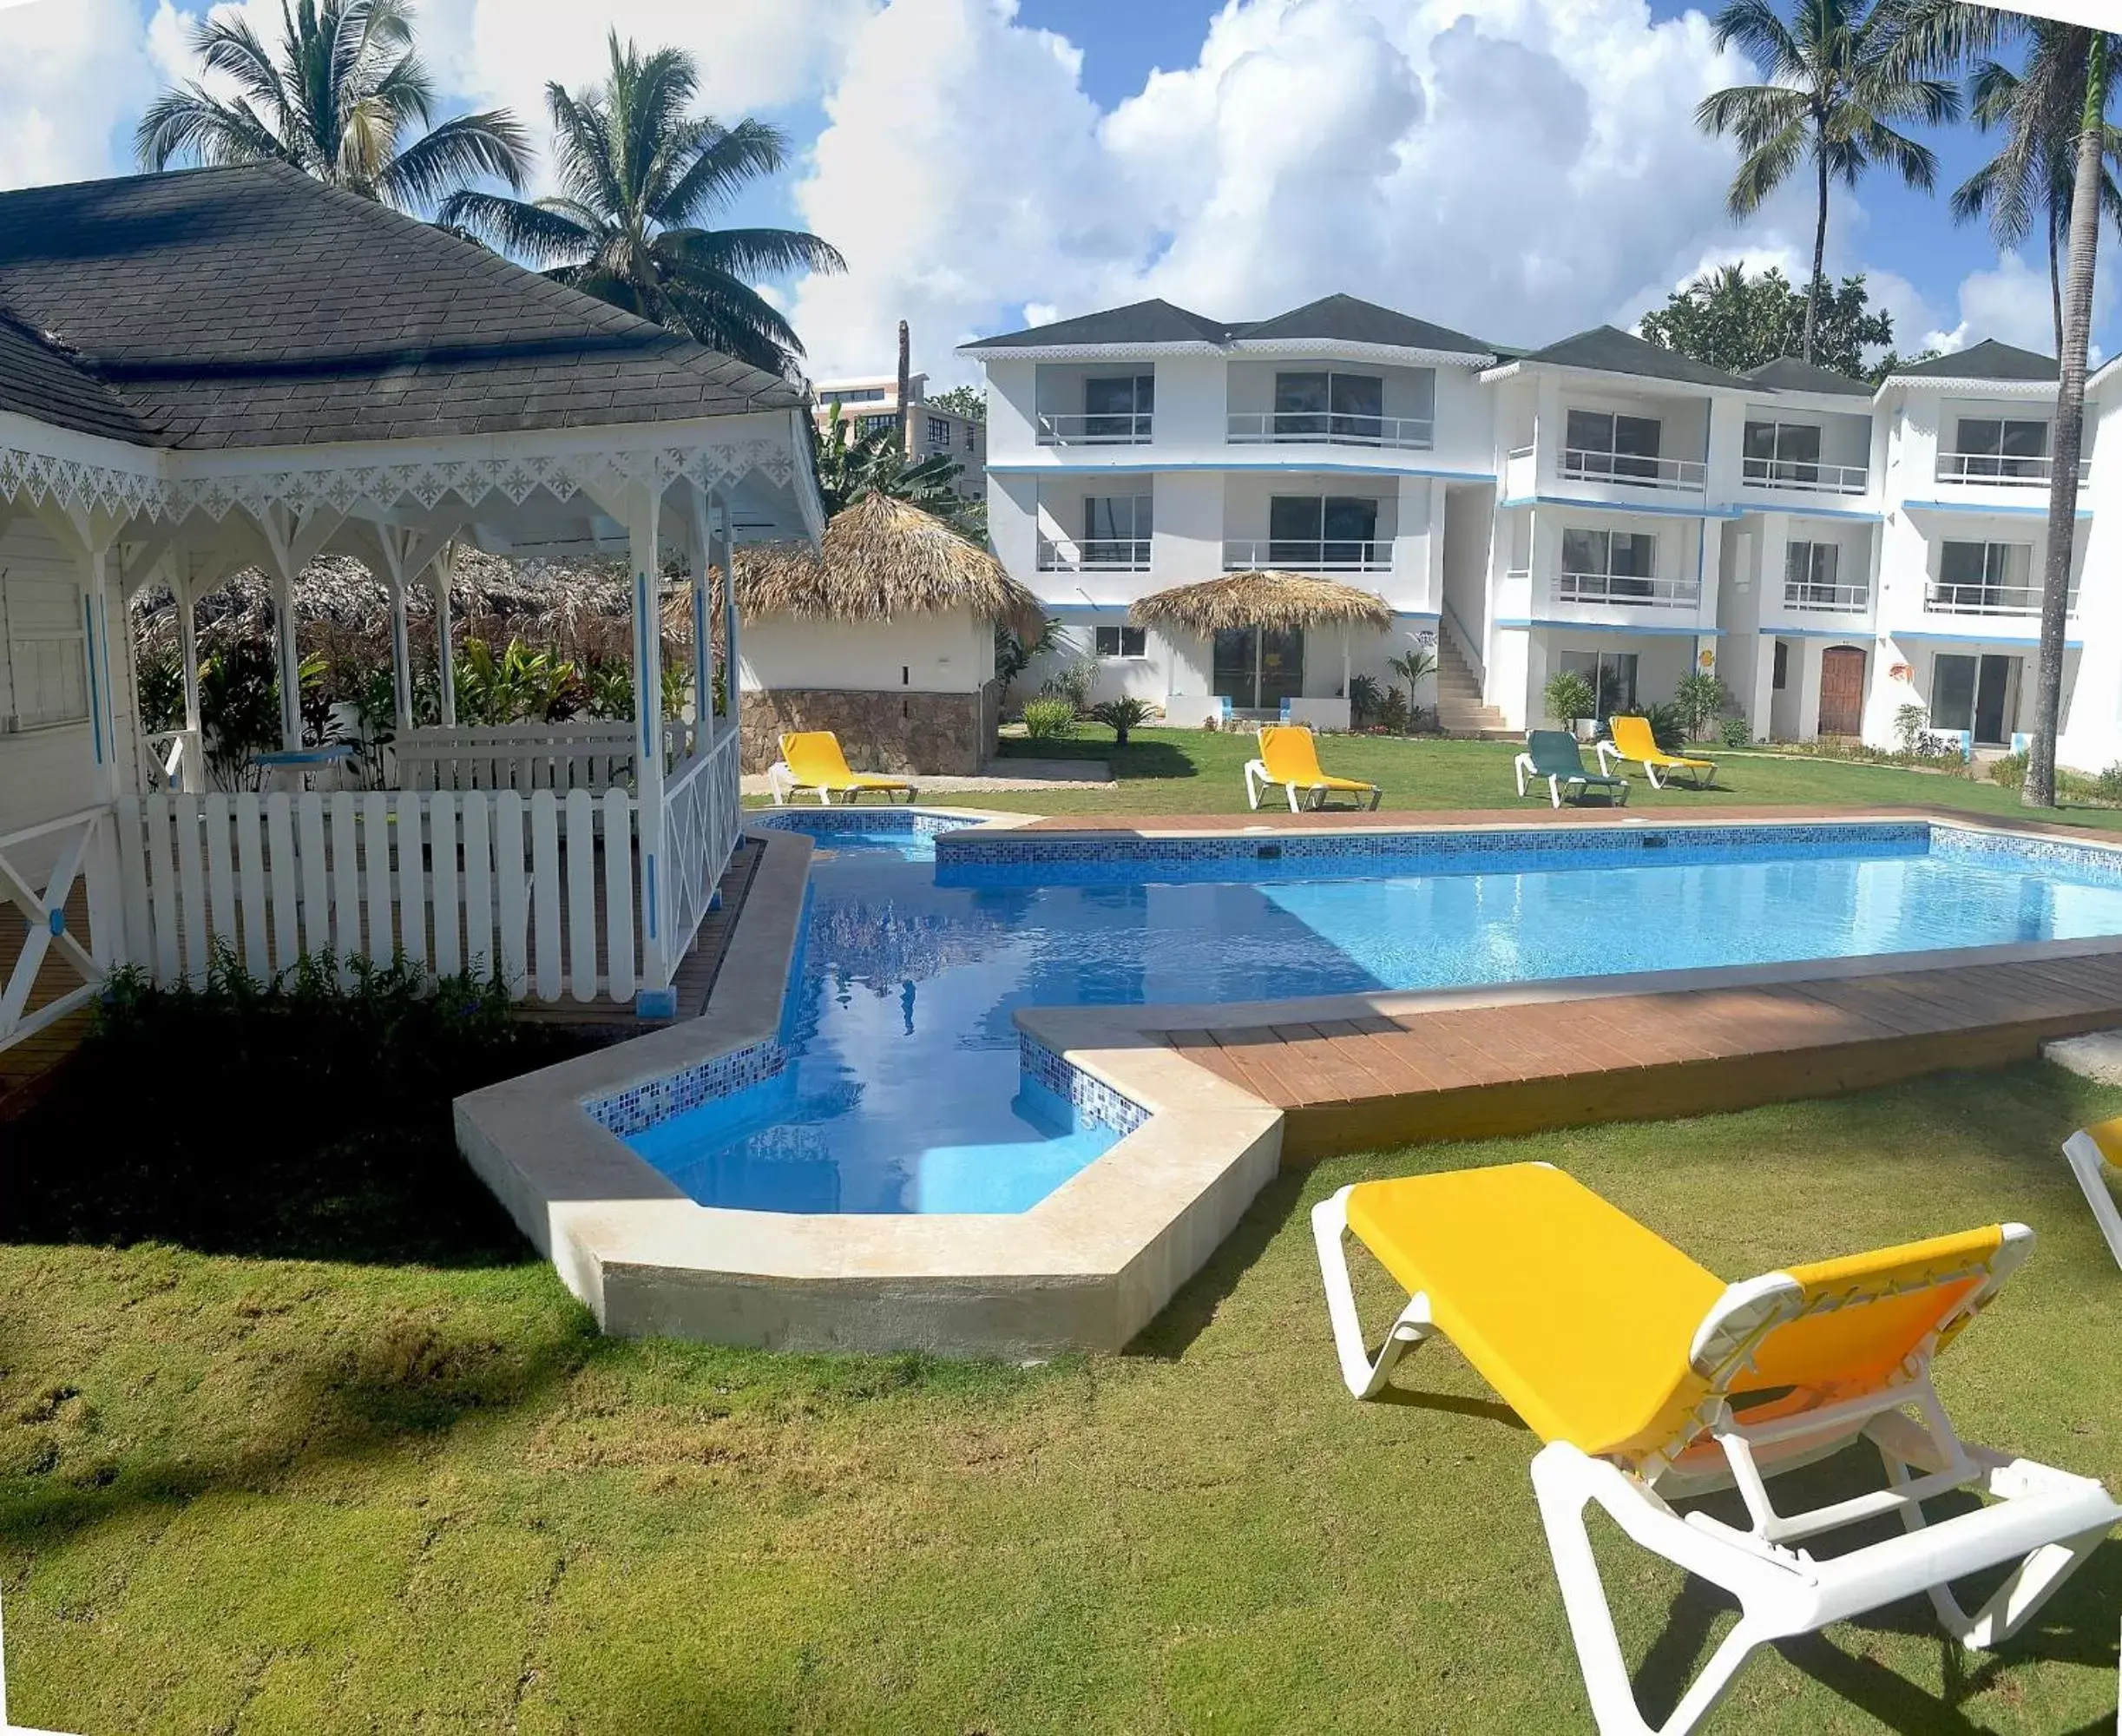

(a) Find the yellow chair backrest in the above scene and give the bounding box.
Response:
[1258,725,1327,786]
[1609,715,1663,761]
[2086,1116,2122,1168]
[1699,1226,2012,1410]
[782,731,855,784]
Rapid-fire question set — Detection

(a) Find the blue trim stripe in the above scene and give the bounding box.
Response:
[988,457,1495,483]
[1898,499,2093,521]
[1494,617,1723,639]
[645,853,658,940]
[1889,629,2084,648]
[82,596,104,764]
[636,571,654,760]
[1499,494,1746,522]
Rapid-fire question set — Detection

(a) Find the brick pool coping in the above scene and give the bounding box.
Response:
[454,803,2122,1358]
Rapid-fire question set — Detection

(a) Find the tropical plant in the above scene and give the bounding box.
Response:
[137,649,186,735]
[1386,643,1438,709]
[452,637,585,727]
[812,402,980,536]
[1040,657,1098,713]
[1020,698,1077,741]
[438,34,844,378]
[1720,713,1756,750]
[1951,28,2122,352]
[1374,686,1411,734]
[135,0,529,214]
[1345,671,1382,729]
[1696,0,1956,363]
[579,654,691,722]
[929,384,985,422]
[1892,8,2118,807]
[1542,669,1598,726]
[1087,697,1153,747]
[1894,700,1931,754]
[1640,265,1896,377]
[995,615,1061,691]
[1640,701,1691,754]
[1672,672,1733,740]
[198,640,286,790]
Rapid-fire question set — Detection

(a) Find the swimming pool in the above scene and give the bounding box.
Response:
[611,814,2122,1217]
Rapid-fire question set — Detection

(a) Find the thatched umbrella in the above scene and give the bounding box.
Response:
[736,492,1042,636]
[1130,570,1392,700]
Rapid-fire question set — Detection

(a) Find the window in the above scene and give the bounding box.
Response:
[1935,540,2033,609]
[856,413,898,439]
[1744,419,1823,483]
[1268,496,1379,566]
[964,423,978,451]
[1083,374,1153,438]
[1560,527,1659,601]
[1565,409,1663,482]
[1081,494,1153,566]
[1784,540,1843,605]
[824,387,884,404]
[1772,641,1789,691]
[1272,371,1385,440]
[2,570,89,730]
[1953,417,2047,479]
[926,415,950,447]
[1930,653,2021,744]
[1094,624,1148,659]
[1559,650,1639,717]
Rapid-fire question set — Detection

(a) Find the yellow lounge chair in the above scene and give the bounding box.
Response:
[1314,1162,2119,1736]
[2063,1118,2122,1268]
[767,731,916,806]
[1596,713,1718,789]
[1243,725,1380,812]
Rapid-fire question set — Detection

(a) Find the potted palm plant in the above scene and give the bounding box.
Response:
[1542,670,1599,740]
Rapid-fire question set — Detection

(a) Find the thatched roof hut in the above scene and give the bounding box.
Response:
[1128,571,1393,635]
[737,493,1042,636]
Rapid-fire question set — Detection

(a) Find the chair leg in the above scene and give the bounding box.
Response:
[1368,786,1381,812]
[1549,777,1563,809]
[1311,1190,1434,1400]
[2063,1135,2122,1269]
[1287,784,1302,814]
[1646,763,1664,790]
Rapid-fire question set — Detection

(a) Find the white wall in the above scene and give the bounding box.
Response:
[0,513,102,836]
[739,608,995,694]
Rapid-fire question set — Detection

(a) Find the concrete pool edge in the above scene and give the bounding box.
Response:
[456,803,2122,1358]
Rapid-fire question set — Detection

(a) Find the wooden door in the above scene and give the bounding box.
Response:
[1817,646,1866,736]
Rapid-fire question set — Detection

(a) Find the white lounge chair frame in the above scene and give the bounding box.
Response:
[1242,758,1380,813]
[1514,753,1628,810]
[2062,1128,2122,1268]
[764,760,915,806]
[1313,1187,2120,1736]
[1593,739,1714,791]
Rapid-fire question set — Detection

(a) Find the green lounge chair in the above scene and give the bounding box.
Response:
[1515,730,1629,808]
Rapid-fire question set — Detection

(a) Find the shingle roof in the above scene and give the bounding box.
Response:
[960,297,1234,351]
[1893,338,2057,383]
[0,309,161,443]
[1521,325,1757,390]
[1231,293,1494,357]
[0,162,802,450]
[1743,356,1872,398]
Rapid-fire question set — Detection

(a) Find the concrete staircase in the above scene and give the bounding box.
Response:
[1434,635,1514,738]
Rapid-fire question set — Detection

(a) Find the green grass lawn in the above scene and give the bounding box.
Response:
[750,728,2122,829]
[5,1061,2122,1733]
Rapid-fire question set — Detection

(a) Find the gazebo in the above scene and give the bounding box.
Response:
[0,162,823,1047]
[733,492,1042,776]
[1130,570,1393,727]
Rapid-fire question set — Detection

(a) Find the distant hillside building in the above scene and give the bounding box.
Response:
[813,372,985,496]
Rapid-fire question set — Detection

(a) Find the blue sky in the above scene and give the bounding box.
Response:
[3,0,2109,378]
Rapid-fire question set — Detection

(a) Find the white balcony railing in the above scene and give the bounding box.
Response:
[1744,456,1869,496]
[1225,411,1434,450]
[1934,453,2092,488]
[1035,411,1152,446]
[1557,570,1700,608]
[1224,538,1392,573]
[1037,534,1152,572]
[1926,582,2077,616]
[1784,579,1871,614]
[1559,448,1707,492]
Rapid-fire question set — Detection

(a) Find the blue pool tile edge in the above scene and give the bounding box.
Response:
[1020,1034,1151,1138]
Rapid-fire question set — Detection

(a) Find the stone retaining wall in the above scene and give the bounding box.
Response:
[739,683,999,776]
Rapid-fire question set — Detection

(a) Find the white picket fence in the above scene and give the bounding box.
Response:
[661,731,744,961]
[115,788,642,1003]
[0,806,116,1049]
[393,720,694,793]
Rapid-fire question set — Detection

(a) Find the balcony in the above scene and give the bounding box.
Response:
[1038,534,1152,572]
[1925,581,2076,616]
[1035,412,1152,446]
[1223,537,1391,574]
[1784,578,1871,614]
[1744,456,1869,496]
[1934,452,2092,488]
[1559,449,1706,493]
[1225,411,1433,450]
[1557,569,1700,608]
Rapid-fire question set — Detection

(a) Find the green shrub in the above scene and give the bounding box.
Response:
[1639,702,1687,753]
[1346,672,1381,728]
[1893,703,1930,755]
[1374,684,1410,734]
[1671,671,1731,740]
[1087,696,1153,746]
[1719,714,1753,749]
[1022,698,1078,740]
[1040,658,1096,712]
[1542,670,1596,725]
[1989,752,2029,788]
[2100,763,2122,804]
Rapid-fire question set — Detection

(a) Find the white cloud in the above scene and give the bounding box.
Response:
[0,0,162,189]
[782,0,1865,382]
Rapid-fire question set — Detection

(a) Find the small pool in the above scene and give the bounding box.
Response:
[616,814,2122,1216]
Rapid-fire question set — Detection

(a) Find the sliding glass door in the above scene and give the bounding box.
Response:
[1212,625,1307,712]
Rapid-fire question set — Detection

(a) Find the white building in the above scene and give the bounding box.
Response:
[963,301,2120,770]
[813,371,985,496]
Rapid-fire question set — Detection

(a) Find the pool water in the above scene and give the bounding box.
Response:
[627,821,2122,1215]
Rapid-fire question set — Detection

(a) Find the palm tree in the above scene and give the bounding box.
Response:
[438,35,845,379]
[1697,0,1958,363]
[1951,32,2122,352]
[135,0,529,214]
[1894,6,2118,809]
[813,404,982,539]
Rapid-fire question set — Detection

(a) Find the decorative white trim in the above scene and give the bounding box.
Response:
[1225,337,1496,370]
[1882,375,2061,398]
[953,340,1229,361]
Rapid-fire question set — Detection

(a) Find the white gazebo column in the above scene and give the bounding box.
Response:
[272,568,303,749]
[723,525,743,735]
[387,577,415,737]
[430,542,458,727]
[628,485,673,1016]
[687,482,716,754]
[174,563,203,789]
